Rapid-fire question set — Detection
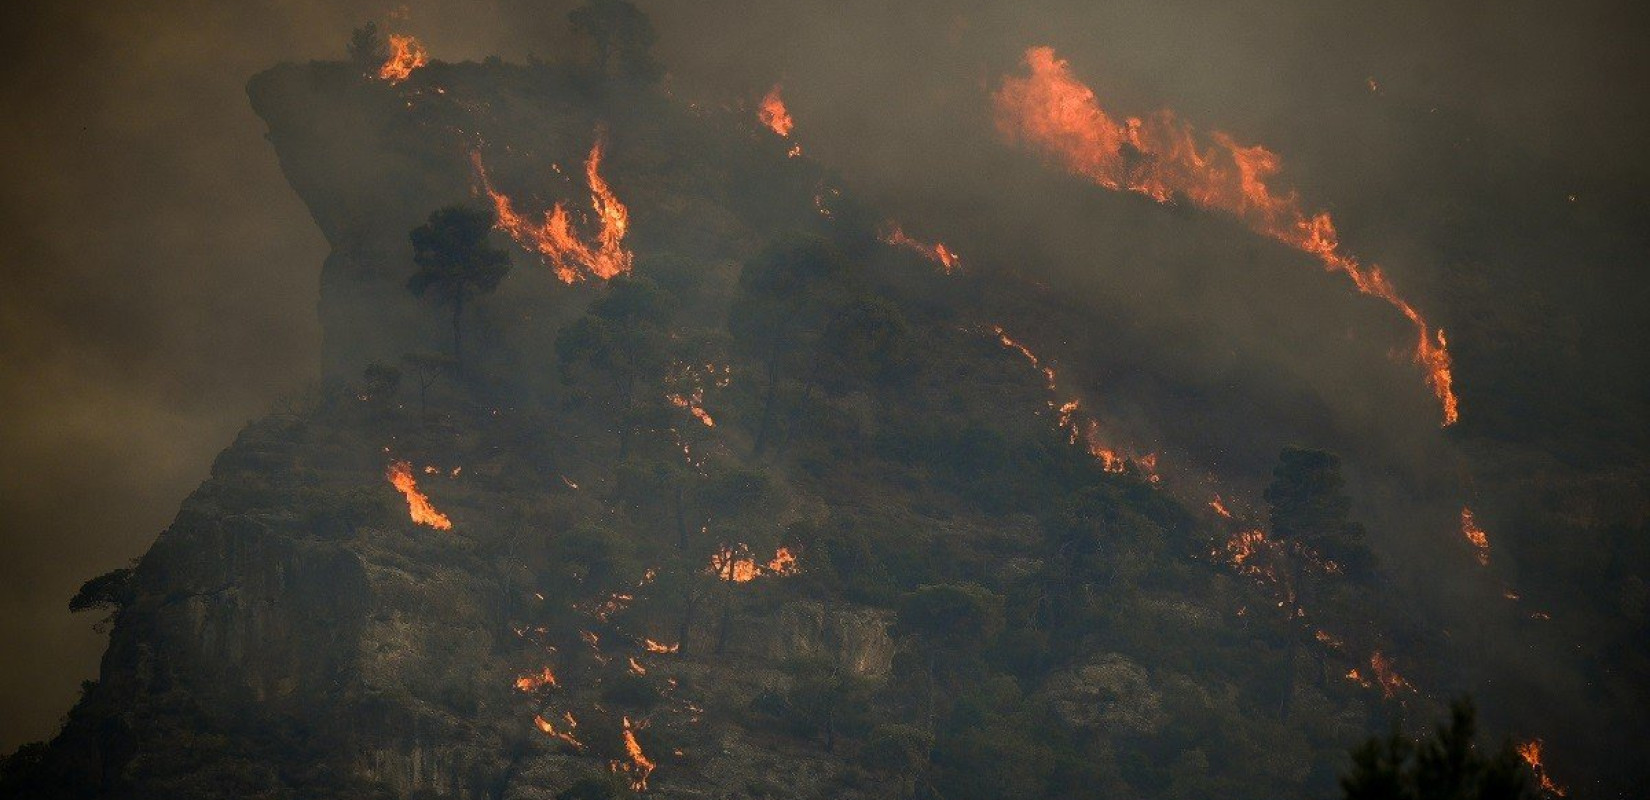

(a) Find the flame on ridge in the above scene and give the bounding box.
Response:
[387,460,453,530]
[473,135,633,284]
[758,84,795,138]
[993,46,1458,426]
[882,223,961,273]
[378,34,428,84]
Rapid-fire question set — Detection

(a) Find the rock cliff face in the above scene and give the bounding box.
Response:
[3,51,1397,800]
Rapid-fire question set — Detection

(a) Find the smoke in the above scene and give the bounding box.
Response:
[3,0,1647,788]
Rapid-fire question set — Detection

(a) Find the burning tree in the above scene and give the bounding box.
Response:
[406,205,511,372]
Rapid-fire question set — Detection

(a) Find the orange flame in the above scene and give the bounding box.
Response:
[1460,507,1491,566]
[758,84,795,137]
[473,135,633,283]
[1517,740,1567,796]
[1367,651,1413,697]
[882,223,961,273]
[1209,496,1234,519]
[534,713,584,750]
[515,666,558,692]
[642,638,680,653]
[994,47,1458,426]
[708,544,799,582]
[378,34,428,84]
[628,656,647,675]
[991,325,1157,477]
[387,460,453,530]
[613,716,656,791]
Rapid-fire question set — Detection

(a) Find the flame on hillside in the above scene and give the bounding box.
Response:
[882,223,961,273]
[1460,507,1491,566]
[758,84,795,137]
[378,34,428,83]
[990,325,1158,478]
[473,135,633,283]
[387,460,453,530]
[642,638,680,653]
[994,47,1458,426]
[534,713,584,750]
[514,666,558,692]
[612,716,656,791]
[1517,739,1567,796]
[709,544,799,582]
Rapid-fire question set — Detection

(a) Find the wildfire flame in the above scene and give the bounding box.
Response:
[1517,739,1567,796]
[613,716,656,791]
[1460,506,1491,566]
[708,544,799,582]
[378,34,428,84]
[642,638,680,653]
[882,223,961,273]
[758,84,795,137]
[534,713,584,750]
[473,135,633,283]
[993,47,1459,426]
[514,666,558,692]
[386,460,453,530]
[991,325,1157,478]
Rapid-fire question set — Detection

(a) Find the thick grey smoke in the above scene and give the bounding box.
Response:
[3,2,1645,785]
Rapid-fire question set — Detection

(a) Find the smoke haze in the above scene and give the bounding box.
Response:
[3,2,1647,789]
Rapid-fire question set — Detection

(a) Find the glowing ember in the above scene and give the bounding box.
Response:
[1460,507,1491,566]
[386,460,453,530]
[378,34,428,83]
[612,716,656,791]
[515,666,558,692]
[1209,496,1234,519]
[473,135,634,283]
[667,388,716,427]
[758,84,795,137]
[882,223,961,273]
[1517,739,1567,796]
[994,47,1459,426]
[708,544,799,582]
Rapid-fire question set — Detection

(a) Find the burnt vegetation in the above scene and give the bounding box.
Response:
[4,3,1638,800]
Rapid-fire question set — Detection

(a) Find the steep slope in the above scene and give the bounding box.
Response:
[1,50,1508,800]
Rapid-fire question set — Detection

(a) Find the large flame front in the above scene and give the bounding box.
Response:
[708,544,799,582]
[474,135,634,283]
[378,34,428,84]
[758,84,795,138]
[387,460,453,530]
[994,47,1459,426]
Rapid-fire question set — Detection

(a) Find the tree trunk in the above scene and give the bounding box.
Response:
[451,293,464,371]
[753,351,780,455]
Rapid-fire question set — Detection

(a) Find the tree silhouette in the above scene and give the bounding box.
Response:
[1341,698,1534,800]
[568,0,663,84]
[1264,445,1373,717]
[407,205,510,371]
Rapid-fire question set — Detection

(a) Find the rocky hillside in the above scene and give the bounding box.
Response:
[0,32,1500,800]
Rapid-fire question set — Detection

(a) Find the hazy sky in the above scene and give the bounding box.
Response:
[2,0,1646,754]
